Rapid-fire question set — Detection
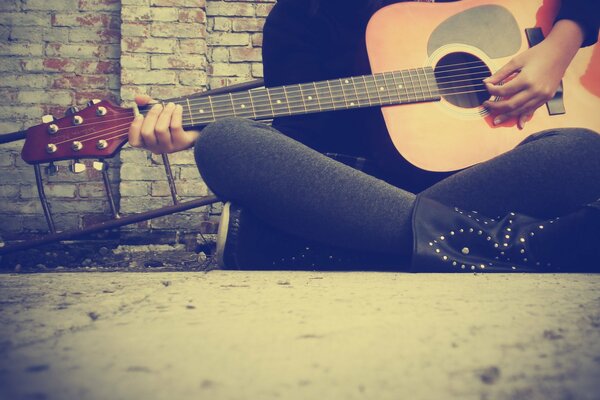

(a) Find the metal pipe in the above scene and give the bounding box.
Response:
[0,195,220,255]
[34,164,56,233]
[161,154,179,204]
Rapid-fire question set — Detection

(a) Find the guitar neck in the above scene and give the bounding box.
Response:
[140,67,440,129]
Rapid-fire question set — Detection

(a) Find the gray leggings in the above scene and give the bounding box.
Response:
[194,117,600,257]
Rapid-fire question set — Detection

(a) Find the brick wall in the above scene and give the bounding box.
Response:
[0,0,275,242]
[0,0,121,239]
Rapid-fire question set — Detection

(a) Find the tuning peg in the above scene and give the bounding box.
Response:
[65,106,79,116]
[70,160,86,174]
[87,99,102,107]
[45,162,59,175]
[92,161,106,171]
[41,114,55,124]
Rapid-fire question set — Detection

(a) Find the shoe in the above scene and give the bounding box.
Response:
[215,201,242,269]
[214,202,406,271]
[411,196,600,272]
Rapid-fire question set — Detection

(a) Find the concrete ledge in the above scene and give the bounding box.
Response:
[1,272,599,399]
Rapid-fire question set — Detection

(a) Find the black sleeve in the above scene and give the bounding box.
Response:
[262,0,327,88]
[555,0,600,47]
[261,0,336,148]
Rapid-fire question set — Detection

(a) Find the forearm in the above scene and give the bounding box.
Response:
[544,19,586,69]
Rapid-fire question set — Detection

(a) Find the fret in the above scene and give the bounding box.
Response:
[247,89,258,119]
[361,75,373,106]
[300,82,320,113]
[295,84,308,113]
[373,73,391,105]
[325,80,337,110]
[411,68,425,102]
[414,68,426,102]
[417,68,429,100]
[282,86,292,114]
[185,98,195,126]
[264,87,276,117]
[425,67,441,99]
[312,82,323,112]
[390,71,406,104]
[230,91,254,119]
[250,88,271,119]
[401,69,416,103]
[208,95,216,121]
[349,77,362,107]
[365,75,383,105]
[193,97,215,125]
[228,93,237,117]
[315,81,334,111]
[382,72,399,105]
[269,86,291,115]
[336,79,348,108]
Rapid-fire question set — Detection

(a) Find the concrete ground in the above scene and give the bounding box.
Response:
[0,272,599,400]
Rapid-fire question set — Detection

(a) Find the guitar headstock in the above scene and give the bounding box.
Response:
[21,100,135,165]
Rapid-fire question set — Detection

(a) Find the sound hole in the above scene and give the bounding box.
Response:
[434,52,492,108]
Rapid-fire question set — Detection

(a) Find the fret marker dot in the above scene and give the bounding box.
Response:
[398,85,403,89]
[276,100,282,104]
[344,80,349,84]
[308,96,313,100]
[379,87,384,91]
[350,102,355,106]
[240,104,246,109]
[199,109,205,113]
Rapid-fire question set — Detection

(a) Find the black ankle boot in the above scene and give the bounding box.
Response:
[411,196,600,273]
[216,202,406,271]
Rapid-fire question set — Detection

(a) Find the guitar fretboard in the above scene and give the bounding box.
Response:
[143,67,440,129]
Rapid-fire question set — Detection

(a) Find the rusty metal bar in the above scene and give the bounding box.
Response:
[34,164,56,234]
[0,195,220,255]
[161,153,179,204]
[99,162,120,219]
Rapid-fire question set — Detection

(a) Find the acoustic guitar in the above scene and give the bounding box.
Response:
[18,0,600,172]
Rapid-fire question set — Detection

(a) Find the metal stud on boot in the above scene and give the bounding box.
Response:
[411,196,600,273]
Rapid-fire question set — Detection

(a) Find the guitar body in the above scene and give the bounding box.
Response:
[366,0,600,172]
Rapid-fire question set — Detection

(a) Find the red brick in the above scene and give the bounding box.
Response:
[51,75,110,89]
[179,9,205,23]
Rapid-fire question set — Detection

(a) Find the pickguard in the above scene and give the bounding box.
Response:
[427,5,521,58]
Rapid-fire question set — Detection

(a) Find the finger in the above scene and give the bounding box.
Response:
[484,58,521,85]
[170,104,187,149]
[135,94,154,106]
[485,89,531,116]
[518,111,534,130]
[493,96,543,126]
[484,74,527,98]
[140,103,163,149]
[128,114,145,148]
[155,102,176,150]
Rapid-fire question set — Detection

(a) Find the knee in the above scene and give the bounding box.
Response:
[193,117,259,197]
[564,128,600,144]
[195,117,254,158]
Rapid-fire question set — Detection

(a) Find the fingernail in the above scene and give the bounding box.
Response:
[494,116,505,125]
[167,102,175,108]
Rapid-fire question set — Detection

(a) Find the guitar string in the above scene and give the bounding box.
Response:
[44,61,492,132]
[48,77,492,147]
[48,78,492,147]
[73,87,492,148]
[49,68,491,136]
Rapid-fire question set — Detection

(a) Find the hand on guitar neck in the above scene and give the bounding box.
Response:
[483,19,586,129]
[128,94,201,154]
